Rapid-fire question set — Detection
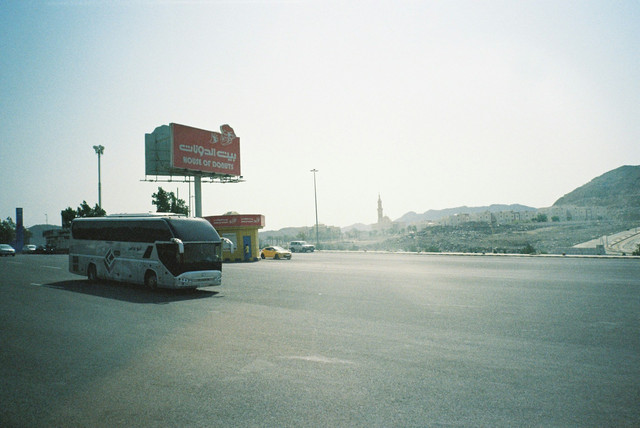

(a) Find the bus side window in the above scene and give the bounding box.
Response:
[143,246,153,259]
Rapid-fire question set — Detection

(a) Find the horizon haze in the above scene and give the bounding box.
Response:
[2,1,639,231]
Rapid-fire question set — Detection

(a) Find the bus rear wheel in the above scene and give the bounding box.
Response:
[144,270,158,290]
[87,264,97,282]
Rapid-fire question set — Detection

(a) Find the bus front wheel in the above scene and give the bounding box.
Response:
[144,270,158,290]
[87,264,97,282]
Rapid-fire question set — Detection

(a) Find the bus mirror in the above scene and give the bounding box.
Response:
[222,237,235,250]
[171,238,184,254]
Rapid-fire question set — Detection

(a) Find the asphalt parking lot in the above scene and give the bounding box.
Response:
[1,252,639,427]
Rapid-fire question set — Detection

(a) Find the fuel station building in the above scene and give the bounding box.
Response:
[205,214,265,262]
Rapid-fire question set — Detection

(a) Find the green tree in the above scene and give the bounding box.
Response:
[346,229,361,240]
[633,244,640,256]
[0,217,16,244]
[152,187,171,212]
[152,187,189,215]
[61,207,76,229]
[534,214,548,223]
[170,195,189,215]
[61,201,106,228]
[521,243,536,254]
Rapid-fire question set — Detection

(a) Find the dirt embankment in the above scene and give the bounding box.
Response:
[367,220,639,254]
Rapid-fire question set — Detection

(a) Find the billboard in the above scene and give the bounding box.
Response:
[145,123,241,178]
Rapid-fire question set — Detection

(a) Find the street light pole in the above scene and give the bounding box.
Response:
[310,169,319,248]
[93,145,104,209]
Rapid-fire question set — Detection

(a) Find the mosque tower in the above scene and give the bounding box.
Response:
[376,194,392,230]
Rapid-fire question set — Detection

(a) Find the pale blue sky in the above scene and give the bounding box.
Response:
[1,0,638,230]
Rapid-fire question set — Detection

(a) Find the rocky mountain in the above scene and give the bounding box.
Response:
[553,165,640,209]
[341,223,372,233]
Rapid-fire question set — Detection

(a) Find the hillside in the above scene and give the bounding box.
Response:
[27,224,61,246]
[553,165,640,209]
[395,204,537,224]
[260,165,640,252]
[374,220,635,254]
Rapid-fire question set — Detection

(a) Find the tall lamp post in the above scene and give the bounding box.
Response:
[310,169,319,248]
[93,145,104,209]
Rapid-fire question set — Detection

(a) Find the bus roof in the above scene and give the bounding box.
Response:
[71,216,220,242]
[106,213,186,218]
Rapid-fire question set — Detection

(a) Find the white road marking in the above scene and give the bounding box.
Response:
[43,266,62,270]
[282,355,355,365]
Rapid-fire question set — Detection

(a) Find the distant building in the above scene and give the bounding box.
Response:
[438,205,611,226]
[43,229,70,253]
[441,213,471,226]
[538,206,609,221]
[376,194,393,230]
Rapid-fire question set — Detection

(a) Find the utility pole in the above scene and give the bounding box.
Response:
[311,169,319,248]
[93,145,105,209]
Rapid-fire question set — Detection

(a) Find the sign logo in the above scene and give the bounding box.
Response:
[104,249,116,273]
[172,123,241,176]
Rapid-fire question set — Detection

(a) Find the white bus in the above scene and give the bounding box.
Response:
[69,215,223,289]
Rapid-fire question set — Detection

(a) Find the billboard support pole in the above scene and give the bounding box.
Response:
[194,174,202,217]
[311,169,319,248]
[188,178,192,217]
[93,145,105,209]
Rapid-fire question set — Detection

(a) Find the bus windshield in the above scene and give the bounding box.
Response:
[157,242,222,276]
[166,218,220,242]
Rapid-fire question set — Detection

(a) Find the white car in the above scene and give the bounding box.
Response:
[22,244,37,254]
[289,241,315,253]
[0,244,16,257]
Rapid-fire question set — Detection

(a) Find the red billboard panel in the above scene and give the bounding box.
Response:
[205,214,265,228]
[172,123,241,176]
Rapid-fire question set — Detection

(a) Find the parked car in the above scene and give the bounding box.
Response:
[260,246,292,260]
[289,241,315,253]
[35,245,54,254]
[0,244,16,257]
[22,244,37,254]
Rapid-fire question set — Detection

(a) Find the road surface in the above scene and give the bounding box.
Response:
[1,252,639,427]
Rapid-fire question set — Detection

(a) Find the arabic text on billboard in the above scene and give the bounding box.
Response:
[207,214,265,228]
[172,123,241,176]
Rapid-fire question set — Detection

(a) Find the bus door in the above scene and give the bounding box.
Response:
[243,236,251,261]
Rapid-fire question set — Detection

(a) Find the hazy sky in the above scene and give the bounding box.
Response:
[1,0,638,231]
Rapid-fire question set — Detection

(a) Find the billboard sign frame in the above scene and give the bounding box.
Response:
[145,123,241,179]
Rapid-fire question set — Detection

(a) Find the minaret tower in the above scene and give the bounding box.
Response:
[377,194,383,224]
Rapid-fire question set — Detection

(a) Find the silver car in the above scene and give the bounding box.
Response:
[22,244,37,254]
[0,244,16,256]
[289,241,315,253]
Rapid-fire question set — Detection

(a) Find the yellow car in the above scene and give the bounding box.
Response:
[260,246,292,260]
